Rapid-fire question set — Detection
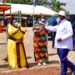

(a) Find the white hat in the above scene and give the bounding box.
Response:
[58,11,66,16]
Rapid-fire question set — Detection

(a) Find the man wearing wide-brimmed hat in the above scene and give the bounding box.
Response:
[45,10,75,75]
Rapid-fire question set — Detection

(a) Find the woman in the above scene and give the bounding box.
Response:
[7,20,28,69]
[33,21,48,66]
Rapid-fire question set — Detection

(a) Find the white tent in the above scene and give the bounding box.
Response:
[5,4,57,16]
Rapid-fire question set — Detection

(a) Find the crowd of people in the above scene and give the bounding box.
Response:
[0,10,75,75]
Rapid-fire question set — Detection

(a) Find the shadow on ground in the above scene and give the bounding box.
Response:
[0,60,59,69]
[48,53,57,56]
[0,64,8,68]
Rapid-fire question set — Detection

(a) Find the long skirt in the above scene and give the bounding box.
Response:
[33,34,48,63]
[8,39,28,69]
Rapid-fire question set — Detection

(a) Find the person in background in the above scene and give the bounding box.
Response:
[7,17,28,69]
[34,17,41,25]
[45,10,75,75]
[33,21,48,66]
[4,17,9,27]
[41,15,46,24]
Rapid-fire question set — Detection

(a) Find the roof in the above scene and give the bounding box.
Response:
[5,3,57,16]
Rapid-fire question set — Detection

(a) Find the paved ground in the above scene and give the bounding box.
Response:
[0,27,75,75]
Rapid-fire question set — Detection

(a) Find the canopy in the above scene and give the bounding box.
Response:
[6,4,57,16]
[0,4,11,12]
[0,3,11,20]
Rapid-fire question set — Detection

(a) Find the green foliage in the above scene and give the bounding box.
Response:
[6,0,19,3]
[6,0,49,5]
[50,0,65,12]
[50,0,60,11]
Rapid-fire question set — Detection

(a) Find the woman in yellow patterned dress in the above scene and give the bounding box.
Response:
[7,21,28,69]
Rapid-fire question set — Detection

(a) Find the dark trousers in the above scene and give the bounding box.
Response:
[57,48,75,75]
[52,32,56,48]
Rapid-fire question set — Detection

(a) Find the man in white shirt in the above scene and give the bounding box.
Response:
[45,10,75,75]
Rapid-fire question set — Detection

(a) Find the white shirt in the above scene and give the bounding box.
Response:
[45,19,73,49]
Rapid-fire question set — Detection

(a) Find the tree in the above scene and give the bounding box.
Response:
[6,0,31,4]
[6,0,49,5]
[50,0,65,12]
[6,0,19,3]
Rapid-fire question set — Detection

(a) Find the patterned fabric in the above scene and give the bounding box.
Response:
[33,26,48,63]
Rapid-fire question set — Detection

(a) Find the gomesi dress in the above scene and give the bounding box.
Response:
[7,23,28,68]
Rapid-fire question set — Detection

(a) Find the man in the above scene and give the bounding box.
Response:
[45,10,75,75]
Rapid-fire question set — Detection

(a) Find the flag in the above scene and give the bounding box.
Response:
[33,0,36,7]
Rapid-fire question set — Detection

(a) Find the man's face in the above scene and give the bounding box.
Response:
[58,15,65,21]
